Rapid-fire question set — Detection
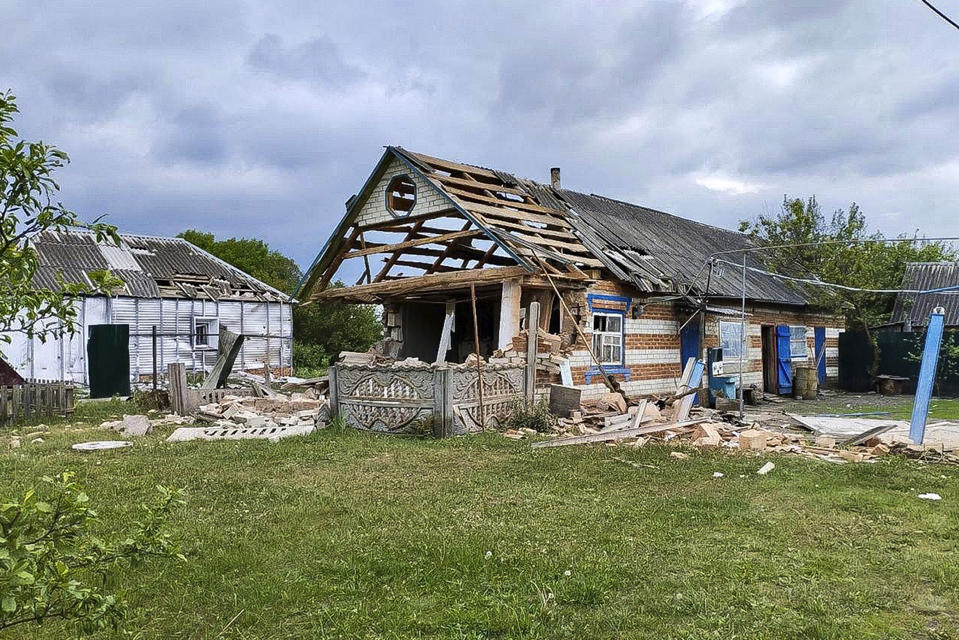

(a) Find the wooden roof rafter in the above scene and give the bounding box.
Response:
[394,147,600,272]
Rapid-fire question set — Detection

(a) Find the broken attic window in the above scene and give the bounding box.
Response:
[386,174,417,216]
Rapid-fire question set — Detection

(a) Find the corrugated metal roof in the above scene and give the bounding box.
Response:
[30,230,292,301]
[890,262,959,326]
[558,191,809,304]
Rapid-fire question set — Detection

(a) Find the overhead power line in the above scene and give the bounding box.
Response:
[919,0,959,31]
[711,257,959,296]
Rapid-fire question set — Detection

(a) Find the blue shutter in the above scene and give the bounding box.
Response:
[776,325,793,395]
[814,327,827,384]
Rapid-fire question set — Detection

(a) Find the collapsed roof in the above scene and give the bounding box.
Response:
[299,147,808,305]
[31,230,292,302]
[890,262,959,327]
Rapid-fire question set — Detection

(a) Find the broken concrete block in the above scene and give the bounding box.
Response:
[756,461,775,475]
[222,404,241,419]
[290,398,321,411]
[295,409,318,420]
[199,403,221,415]
[692,423,723,447]
[9,437,20,449]
[815,435,837,448]
[602,393,628,414]
[670,451,689,460]
[119,414,152,436]
[245,415,267,428]
[739,429,768,451]
[838,450,865,462]
[166,425,314,443]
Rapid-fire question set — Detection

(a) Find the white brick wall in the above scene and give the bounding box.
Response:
[624,318,679,334]
[354,157,454,228]
[625,348,680,366]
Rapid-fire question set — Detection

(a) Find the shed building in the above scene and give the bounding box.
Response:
[887,262,959,330]
[1,230,293,385]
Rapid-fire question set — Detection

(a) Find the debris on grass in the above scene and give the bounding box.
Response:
[918,493,942,501]
[757,462,776,475]
[72,440,134,452]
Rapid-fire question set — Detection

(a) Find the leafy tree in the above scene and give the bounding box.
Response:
[0,473,184,634]
[740,196,955,331]
[292,285,382,369]
[0,91,121,343]
[177,231,382,372]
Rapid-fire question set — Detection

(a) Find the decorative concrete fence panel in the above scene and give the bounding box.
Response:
[330,363,526,436]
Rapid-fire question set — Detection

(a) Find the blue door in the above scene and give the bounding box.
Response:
[814,327,826,385]
[680,321,700,405]
[776,325,793,395]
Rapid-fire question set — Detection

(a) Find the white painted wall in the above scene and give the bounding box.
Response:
[0,295,293,384]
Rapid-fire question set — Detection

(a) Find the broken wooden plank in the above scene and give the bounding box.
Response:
[343,229,483,259]
[531,419,707,448]
[199,327,245,390]
[840,423,900,446]
[673,359,705,421]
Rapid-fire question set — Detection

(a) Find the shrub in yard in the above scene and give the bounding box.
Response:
[508,396,556,433]
[0,473,185,635]
[293,341,329,378]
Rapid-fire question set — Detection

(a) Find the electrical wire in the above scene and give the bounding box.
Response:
[919,0,959,31]
[711,257,959,295]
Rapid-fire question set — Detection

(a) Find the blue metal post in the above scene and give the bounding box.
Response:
[910,308,945,444]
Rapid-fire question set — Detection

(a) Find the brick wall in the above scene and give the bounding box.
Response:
[565,280,845,398]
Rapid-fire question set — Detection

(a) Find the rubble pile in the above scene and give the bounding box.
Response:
[196,393,331,430]
[525,389,959,465]
[101,413,195,436]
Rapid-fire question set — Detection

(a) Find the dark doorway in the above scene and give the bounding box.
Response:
[87,324,131,398]
[400,303,447,361]
[761,325,777,393]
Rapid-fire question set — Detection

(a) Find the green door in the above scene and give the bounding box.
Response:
[87,324,131,398]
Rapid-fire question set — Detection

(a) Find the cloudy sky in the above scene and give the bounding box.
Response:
[2,0,958,272]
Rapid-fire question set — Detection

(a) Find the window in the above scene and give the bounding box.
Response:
[385,174,416,216]
[591,312,623,365]
[193,317,219,350]
[719,321,744,359]
[790,326,808,360]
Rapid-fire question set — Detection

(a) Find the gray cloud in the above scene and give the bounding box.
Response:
[0,0,958,281]
[247,33,365,87]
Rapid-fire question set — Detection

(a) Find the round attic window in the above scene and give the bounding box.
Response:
[386,174,417,216]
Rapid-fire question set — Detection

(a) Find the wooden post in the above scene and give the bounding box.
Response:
[526,301,540,401]
[152,325,158,391]
[168,362,193,416]
[470,283,485,429]
[531,253,621,395]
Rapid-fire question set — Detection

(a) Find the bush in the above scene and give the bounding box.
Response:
[0,473,184,635]
[508,397,556,433]
[293,341,329,377]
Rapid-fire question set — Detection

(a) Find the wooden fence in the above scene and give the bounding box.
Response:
[0,379,76,426]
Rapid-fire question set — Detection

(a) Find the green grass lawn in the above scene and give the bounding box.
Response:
[2,401,958,639]
[773,394,959,421]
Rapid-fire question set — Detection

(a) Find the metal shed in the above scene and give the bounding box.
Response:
[1,230,294,385]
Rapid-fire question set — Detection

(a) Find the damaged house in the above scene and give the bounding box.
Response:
[1,230,293,387]
[297,147,843,429]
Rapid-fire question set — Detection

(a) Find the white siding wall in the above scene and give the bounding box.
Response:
[0,295,293,385]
